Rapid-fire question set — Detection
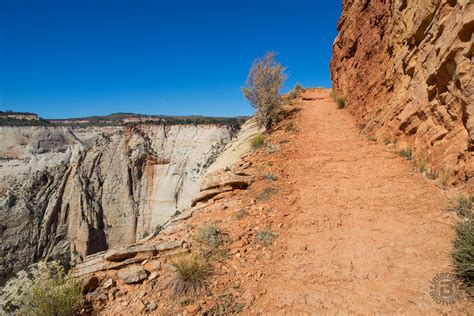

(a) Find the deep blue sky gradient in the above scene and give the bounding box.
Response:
[0,0,342,118]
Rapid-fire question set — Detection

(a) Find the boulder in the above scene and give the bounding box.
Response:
[118,265,148,284]
[104,244,157,261]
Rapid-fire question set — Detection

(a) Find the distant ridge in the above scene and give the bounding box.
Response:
[0,111,249,127]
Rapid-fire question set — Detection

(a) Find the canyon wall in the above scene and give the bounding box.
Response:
[331,0,473,188]
[0,124,234,281]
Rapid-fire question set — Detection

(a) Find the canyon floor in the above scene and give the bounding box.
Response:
[95,89,472,314]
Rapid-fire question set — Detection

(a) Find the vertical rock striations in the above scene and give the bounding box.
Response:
[331,0,473,187]
[0,123,234,282]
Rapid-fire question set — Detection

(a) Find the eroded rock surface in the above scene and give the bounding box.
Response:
[331,0,473,188]
[0,123,234,281]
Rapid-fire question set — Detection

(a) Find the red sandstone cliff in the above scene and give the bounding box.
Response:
[331,0,473,189]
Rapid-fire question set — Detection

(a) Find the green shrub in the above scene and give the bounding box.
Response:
[242,52,287,129]
[399,148,413,160]
[368,136,377,142]
[17,263,83,316]
[170,255,212,297]
[195,223,227,249]
[251,134,265,149]
[453,220,474,294]
[446,195,474,219]
[256,230,277,246]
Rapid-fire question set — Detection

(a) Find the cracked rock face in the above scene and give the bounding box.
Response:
[0,124,233,282]
[331,0,473,187]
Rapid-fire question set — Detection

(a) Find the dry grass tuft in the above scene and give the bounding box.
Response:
[169,255,212,297]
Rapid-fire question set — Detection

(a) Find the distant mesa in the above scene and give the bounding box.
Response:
[0,111,39,121]
[0,111,248,127]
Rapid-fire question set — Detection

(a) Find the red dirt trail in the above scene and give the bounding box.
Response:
[244,89,473,314]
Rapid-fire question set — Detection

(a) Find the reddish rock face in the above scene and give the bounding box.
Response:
[331,0,473,188]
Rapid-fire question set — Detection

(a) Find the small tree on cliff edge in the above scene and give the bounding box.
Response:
[242,52,287,130]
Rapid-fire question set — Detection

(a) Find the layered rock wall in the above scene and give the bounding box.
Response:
[0,124,234,281]
[331,0,473,187]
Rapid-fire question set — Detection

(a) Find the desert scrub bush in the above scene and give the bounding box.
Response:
[264,173,278,181]
[331,90,346,108]
[170,255,212,297]
[155,224,163,235]
[399,148,413,160]
[289,83,304,99]
[414,151,428,173]
[285,122,298,133]
[383,138,395,145]
[256,187,276,201]
[446,195,474,219]
[207,293,245,315]
[195,223,229,249]
[426,169,438,180]
[256,230,277,246]
[17,263,83,316]
[242,52,287,130]
[439,167,450,189]
[453,220,474,295]
[232,209,248,220]
[368,135,377,142]
[251,134,265,149]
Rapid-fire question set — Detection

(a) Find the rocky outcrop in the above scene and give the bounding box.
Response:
[331,0,473,188]
[0,123,234,282]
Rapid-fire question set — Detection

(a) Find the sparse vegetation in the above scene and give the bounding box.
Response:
[414,151,428,173]
[439,167,450,189]
[399,148,413,160]
[285,122,299,133]
[251,134,265,149]
[446,195,474,219]
[368,135,377,142]
[206,293,245,315]
[242,52,287,129]
[450,195,474,295]
[195,223,228,249]
[453,220,474,295]
[155,224,163,235]
[17,263,83,316]
[232,209,248,220]
[264,173,278,181]
[256,230,277,246]
[426,169,438,180]
[331,90,346,109]
[170,255,212,297]
[289,83,304,99]
[384,138,395,145]
[256,187,276,201]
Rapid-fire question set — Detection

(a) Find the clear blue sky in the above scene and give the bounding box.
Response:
[0,0,341,119]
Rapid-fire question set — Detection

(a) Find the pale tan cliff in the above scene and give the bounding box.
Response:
[331,0,473,188]
[0,124,234,281]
